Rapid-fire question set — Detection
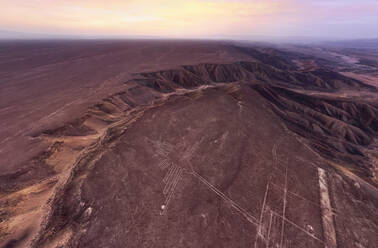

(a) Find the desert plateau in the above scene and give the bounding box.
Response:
[0,39,377,248]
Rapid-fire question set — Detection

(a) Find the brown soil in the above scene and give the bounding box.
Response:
[1,40,377,248]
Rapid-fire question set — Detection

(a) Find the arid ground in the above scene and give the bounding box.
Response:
[0,40,377,248]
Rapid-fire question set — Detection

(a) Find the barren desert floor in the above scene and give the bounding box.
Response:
[0,40,377,248]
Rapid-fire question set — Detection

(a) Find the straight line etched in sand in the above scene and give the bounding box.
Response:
[254,177,271,248]
[280,168,288,248]
[318,168,337,248]
[191,170,260,227]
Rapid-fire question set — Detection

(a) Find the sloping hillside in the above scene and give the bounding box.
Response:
[1,42,377,248]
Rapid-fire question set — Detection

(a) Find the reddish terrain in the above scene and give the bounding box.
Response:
[0,40,377,248]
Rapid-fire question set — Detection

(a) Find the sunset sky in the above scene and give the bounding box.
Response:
[1,0,377,40]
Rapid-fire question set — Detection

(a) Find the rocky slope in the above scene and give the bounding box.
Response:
[1,41,378,248]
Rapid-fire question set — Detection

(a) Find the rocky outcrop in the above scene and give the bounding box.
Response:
[135,61,375,93]
[253,84,378,177]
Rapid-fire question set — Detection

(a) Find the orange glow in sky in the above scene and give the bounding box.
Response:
[1,0,378,39]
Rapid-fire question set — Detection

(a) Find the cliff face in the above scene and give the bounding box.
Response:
[1,41,377,248]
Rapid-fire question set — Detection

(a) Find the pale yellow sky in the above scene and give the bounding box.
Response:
[0,0,304,38]
[1,0,378,39]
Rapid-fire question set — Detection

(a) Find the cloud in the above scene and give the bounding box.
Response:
[0,0,377,39]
